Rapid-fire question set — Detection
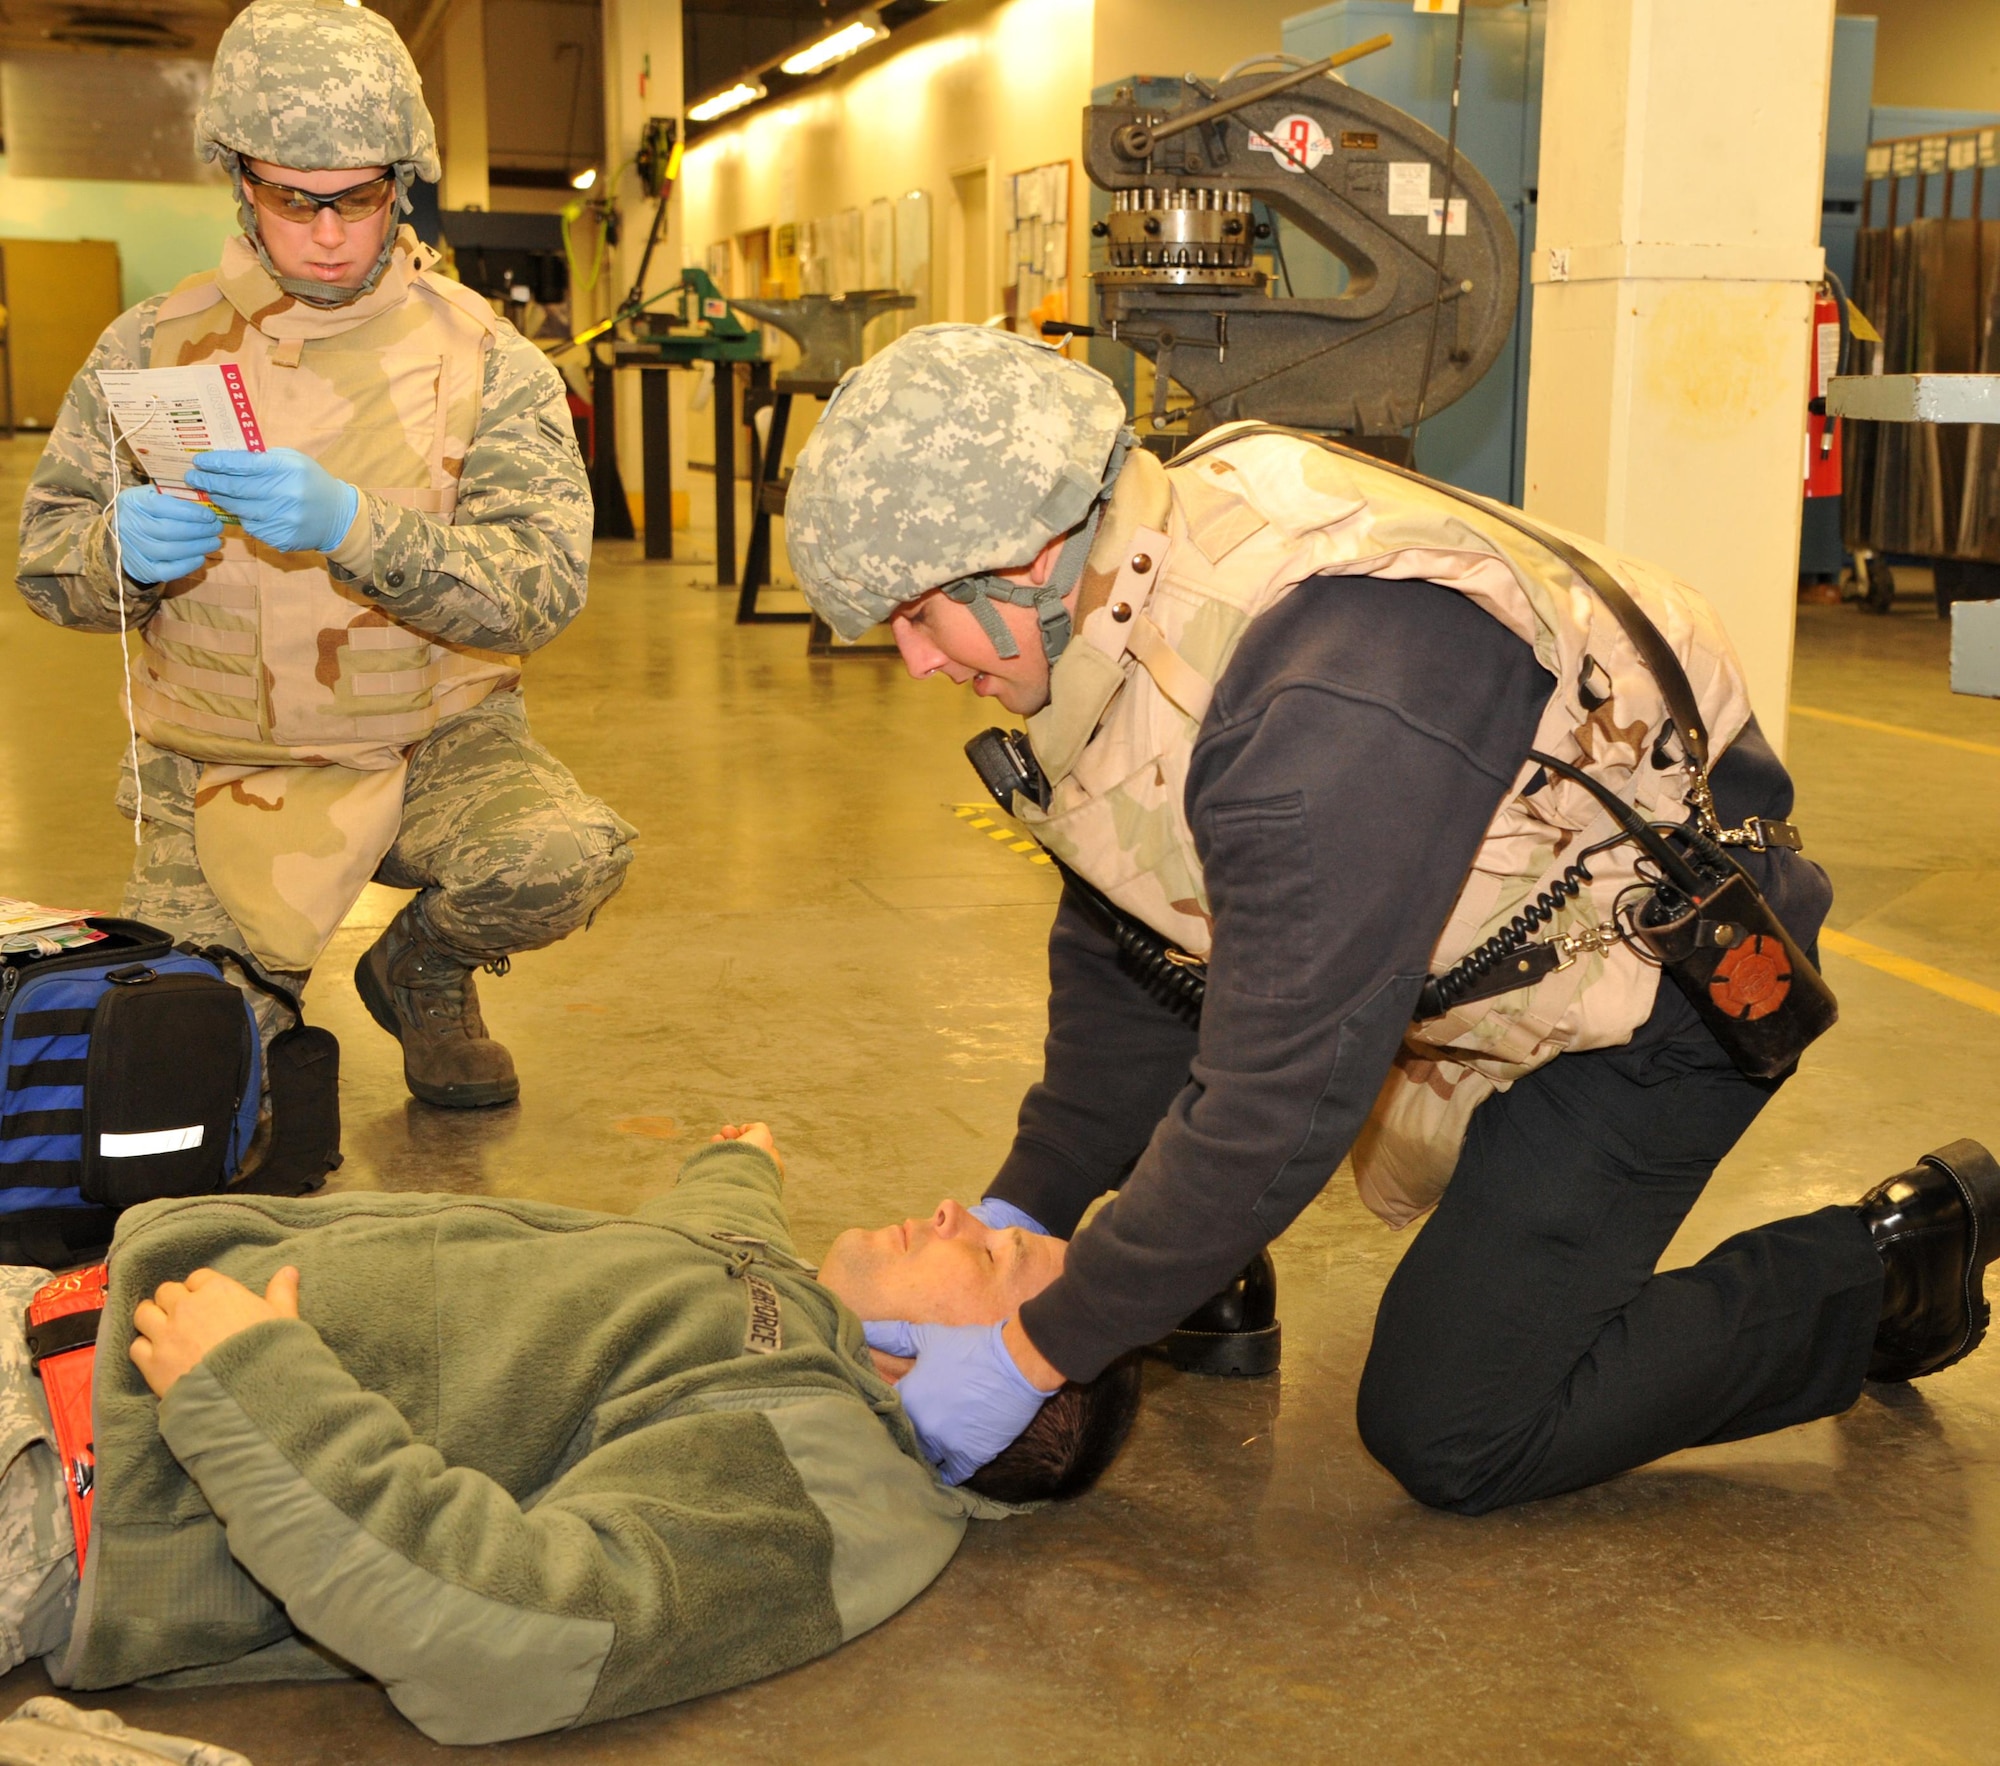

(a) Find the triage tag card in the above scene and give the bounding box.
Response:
[0,896,98,937]
[98,364,266,504]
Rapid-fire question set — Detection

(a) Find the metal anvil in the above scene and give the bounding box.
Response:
[725,290,918,392]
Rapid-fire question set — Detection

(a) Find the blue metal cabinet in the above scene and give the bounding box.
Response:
[1283,1,1542,502]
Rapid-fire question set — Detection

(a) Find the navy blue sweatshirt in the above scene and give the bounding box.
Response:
[991,575,1833,1381]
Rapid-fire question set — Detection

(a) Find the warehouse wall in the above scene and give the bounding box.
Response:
[1091,0,1304,85]
[0,162,237,309]
[676,0,1092,479]
[1836,0,2000,109]
[677,0,1315,320]
[680,0,1093,307]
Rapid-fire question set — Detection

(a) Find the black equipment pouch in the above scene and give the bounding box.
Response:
[1511,740,1838,1080]
[192,948,341,1199]
[964,728,1207,1025]
[1628,856,1839,1081]
[79,968,251,1208]
[244,1022,341,1196]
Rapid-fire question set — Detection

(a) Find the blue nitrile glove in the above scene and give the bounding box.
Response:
[114,486,223,584]
[185,449,359,555]
[969,1198,1050,1235]
[863,1319,918,1357]
[863,1320,1053,1485]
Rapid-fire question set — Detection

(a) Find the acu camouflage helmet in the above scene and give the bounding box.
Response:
[197,0,440,179]
[786,324,1134,657]
[198,0,439,304]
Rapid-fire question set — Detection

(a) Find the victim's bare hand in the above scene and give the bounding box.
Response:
[710,1121,784,1177]
[129,1266,300,1398]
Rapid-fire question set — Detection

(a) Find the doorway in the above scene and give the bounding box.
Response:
[949,163,991,324]
[735,226,773,299]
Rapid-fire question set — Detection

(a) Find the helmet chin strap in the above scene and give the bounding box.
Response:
[943,512,1098,662]
[942,579,1024,659]
[226,156,419,307]
[941,429,1136,663]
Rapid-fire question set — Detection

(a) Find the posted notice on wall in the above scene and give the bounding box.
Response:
[98,365,265,502]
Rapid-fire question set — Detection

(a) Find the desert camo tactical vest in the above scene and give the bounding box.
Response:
[1013,426,1755,1227]
[135,228,516,770]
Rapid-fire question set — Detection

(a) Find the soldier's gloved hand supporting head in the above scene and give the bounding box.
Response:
[185,449,359,556]
[865,1319,1053,1485]
[969,1198,1050,1235]
[114,486,223,585]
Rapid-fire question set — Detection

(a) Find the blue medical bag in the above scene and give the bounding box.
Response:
[0,918,261,1265]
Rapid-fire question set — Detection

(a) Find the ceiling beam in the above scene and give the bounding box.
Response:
[684,1,837,21]
[404,0,458,65]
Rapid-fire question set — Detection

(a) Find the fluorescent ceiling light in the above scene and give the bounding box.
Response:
[780,14,884,77]
[687,80,767,123]
[570,167,597,190]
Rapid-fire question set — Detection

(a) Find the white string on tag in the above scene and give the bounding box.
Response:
[101,389,143,844]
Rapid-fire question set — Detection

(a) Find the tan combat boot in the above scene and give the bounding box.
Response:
[353,904,520,1108]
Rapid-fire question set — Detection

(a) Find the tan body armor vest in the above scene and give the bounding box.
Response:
[1016,428,1755,1227]
[135,231,516,771]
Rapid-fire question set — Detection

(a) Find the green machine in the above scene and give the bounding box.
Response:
[589,266,767,576]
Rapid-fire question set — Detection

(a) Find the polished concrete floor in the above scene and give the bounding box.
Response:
[3,434,2000,1763]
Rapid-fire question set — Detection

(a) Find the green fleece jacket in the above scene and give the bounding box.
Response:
[50,1144,989,1744]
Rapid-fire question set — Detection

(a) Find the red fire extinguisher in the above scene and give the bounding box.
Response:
[1804,279,1845,499]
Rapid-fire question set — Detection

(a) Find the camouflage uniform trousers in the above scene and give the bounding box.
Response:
[0,1698,249,1766]
[115,687,636,1048]
[0,1264,78,1677]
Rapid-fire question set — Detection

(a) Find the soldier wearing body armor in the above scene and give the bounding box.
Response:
[17,0,632,1111]
[786,323,2000,1506]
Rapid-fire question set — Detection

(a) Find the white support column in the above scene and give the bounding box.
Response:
[600,0,684,525]
[437,0,490,213]
[1523,0,1836,754]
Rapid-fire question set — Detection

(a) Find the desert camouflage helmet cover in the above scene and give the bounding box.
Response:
[786,324,1132,646]
[196,0,441,180]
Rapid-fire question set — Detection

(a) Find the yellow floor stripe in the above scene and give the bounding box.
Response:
[1791,703,2000,759]
[1819,928,2000,1019]
[950,803,1058,869]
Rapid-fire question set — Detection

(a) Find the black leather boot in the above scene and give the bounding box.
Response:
[1159,1250,1282,1377]
[1857,1138,2000,1381]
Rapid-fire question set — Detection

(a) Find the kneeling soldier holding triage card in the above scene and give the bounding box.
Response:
[16,0,633,1120]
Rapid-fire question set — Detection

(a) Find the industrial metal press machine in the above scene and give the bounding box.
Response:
[1073,35,1518,450]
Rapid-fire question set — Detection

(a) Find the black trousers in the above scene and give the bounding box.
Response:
[1355,1034,1885,1515]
